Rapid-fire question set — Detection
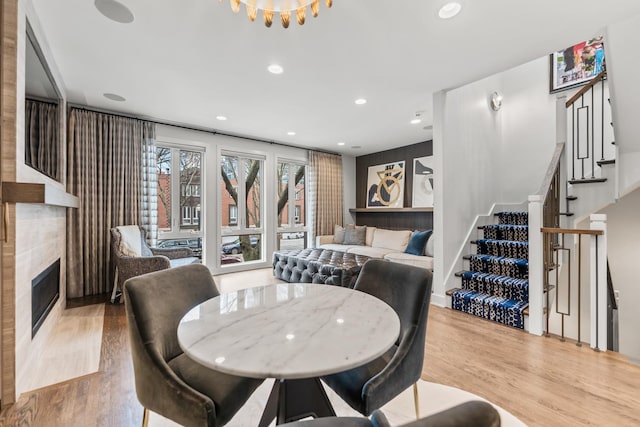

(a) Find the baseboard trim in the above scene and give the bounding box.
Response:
[431,293,447,307]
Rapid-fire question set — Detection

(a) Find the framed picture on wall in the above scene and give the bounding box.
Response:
[412,156,433,208]
[366,161,405,208]
[549,36,605,93]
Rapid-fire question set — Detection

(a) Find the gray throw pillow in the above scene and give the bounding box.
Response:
[343,225,366,245]
[333,224,346,244]
[424,232,434,256]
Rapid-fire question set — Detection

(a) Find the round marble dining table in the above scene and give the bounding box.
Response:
[177,282,401,380]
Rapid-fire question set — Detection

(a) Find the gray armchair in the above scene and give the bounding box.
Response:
[279,401,501,427]
[124,264,263,427]
[322,259,433,417]
[111,225,199,302]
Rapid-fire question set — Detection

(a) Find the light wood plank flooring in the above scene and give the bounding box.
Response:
[1,267,639,426]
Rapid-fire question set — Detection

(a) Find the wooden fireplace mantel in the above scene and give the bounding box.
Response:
[1,181,79,208]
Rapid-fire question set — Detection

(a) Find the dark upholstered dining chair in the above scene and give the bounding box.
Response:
[278,401,501,427]
[111,225,199,303]
[124,264,263,427]
[322,259,433,418]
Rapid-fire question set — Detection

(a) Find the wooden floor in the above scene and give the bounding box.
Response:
[1,268,639,426]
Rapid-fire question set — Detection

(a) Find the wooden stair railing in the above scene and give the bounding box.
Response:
[540,227,604,345]
[565,70,611,182]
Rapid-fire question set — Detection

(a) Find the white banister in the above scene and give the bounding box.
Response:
[527,195,544,335]
[590,214,608,351]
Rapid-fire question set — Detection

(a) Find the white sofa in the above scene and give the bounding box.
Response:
[315,226,433,271]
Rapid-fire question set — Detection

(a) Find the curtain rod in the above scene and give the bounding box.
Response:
[66,102,341,156]
[27,96,59,105]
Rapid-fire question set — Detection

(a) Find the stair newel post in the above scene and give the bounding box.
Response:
[527,195,544,336]
[591,87,595,179]
[590,214,608,352]
[601,78,605,161]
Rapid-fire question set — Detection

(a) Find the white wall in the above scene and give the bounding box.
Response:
[434,56,560,300]
[155,125,352,274]
[596,188,640,360]
[499,58,558,201]
[605,14,640,196]
[433,73,502,300]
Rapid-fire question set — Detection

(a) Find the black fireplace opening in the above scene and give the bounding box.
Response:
[32,258,60,338]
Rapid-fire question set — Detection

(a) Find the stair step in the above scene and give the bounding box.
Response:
[475,239,529,260]
[559,212,574,216]
[568,178,607,184]
[469,254,529,279]
[481,224,529,242]
[455,270,466,277]
[451,290,528,329]
[463,255,472,261]
[446,287,460,296]
[546,263,559,271]
[459,271,529,303]
[523,307,547,316]
[566,195,578,201]
[597,159,615,166]
[493,211,529,226]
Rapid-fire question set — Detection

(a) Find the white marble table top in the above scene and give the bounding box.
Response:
[177,283,400,379]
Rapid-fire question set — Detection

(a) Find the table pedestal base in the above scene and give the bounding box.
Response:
[258,378,336,426]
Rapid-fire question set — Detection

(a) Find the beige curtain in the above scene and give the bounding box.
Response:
[67,108,156,297]
[309,151,343,242]
[25,99,60,180]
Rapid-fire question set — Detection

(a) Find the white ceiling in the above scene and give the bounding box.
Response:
[30,0,640,155]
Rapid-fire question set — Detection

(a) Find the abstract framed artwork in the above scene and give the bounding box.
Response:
[412,156,433,208]
[366,161,405,208]
[550,36,605,93]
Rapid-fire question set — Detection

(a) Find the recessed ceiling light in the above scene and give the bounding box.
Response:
[287,131,296,136]
[103,92,126,102]
[95,0,135,24]
[354,98,367,105]
[268,64,284,74]
[216,115,227,121]
[410,118,422,125]
[337,142,346,146]
[439,2,462,19]
[351,145,362,149]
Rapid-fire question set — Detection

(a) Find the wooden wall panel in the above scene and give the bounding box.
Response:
[1,0,19,405]
[355,141,432,208]
[354,141,433,230]
[354,211,433,231]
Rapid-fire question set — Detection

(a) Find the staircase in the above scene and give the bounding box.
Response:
[450,211,529,329]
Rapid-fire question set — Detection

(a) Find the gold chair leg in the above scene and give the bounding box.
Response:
[142,407,149,427]
[413,382,420,419]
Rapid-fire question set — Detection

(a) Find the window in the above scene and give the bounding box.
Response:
[220,154,264,266]
[182,206,192,225]
[229,205,238,225]
[277,161,307,249]
[156,145,203,239]
[193,207,200,225]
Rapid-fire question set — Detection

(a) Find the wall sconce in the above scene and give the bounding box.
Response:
[490,91,503,111]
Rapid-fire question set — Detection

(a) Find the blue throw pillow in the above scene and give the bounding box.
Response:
[404,230,433,256]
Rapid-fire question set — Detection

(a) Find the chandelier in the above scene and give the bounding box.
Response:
[220,0,333,28]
